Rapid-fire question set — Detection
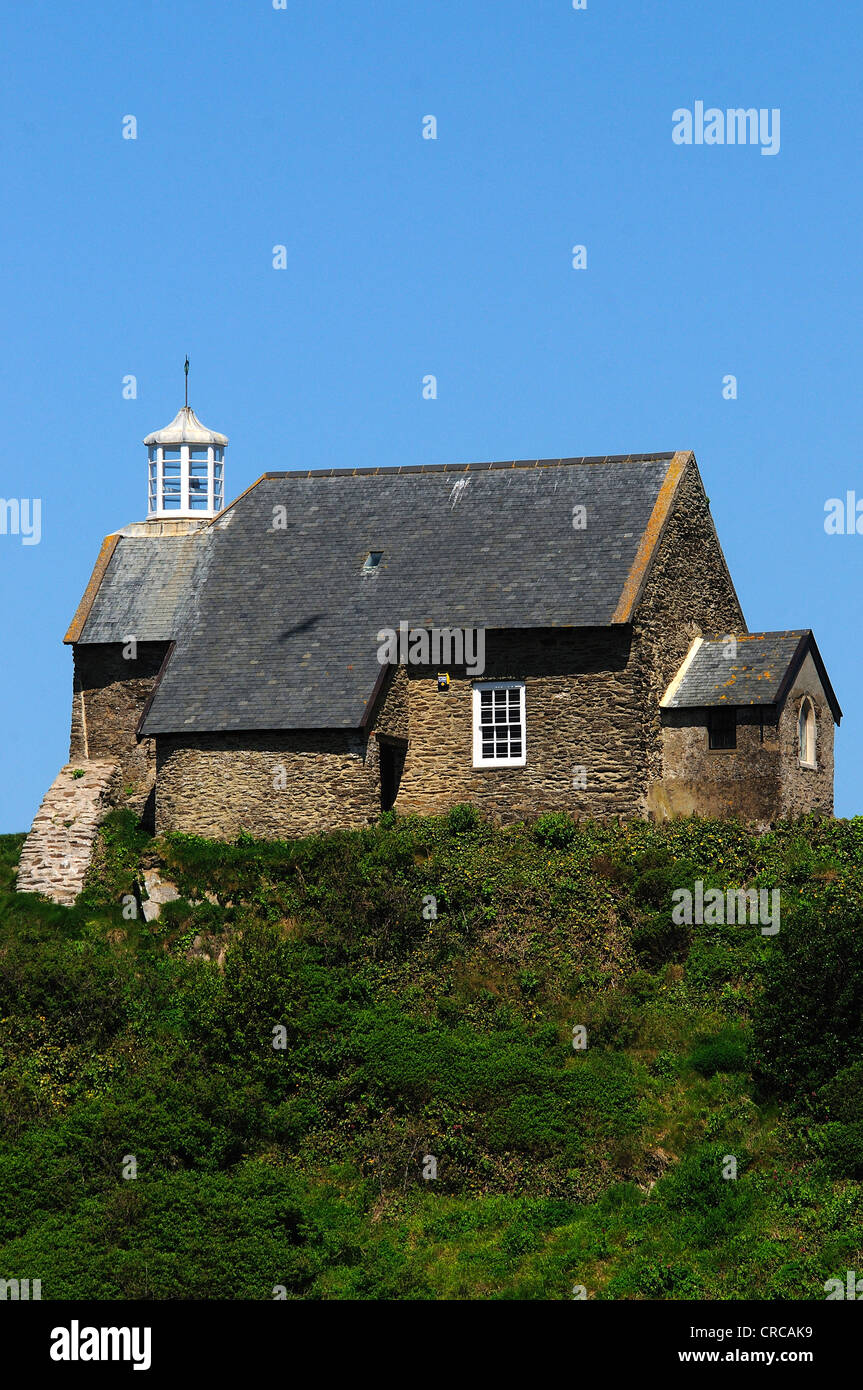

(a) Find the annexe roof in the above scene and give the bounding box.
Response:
[65,533,209,644]
[66,451,695,734]
[661,631,842,723]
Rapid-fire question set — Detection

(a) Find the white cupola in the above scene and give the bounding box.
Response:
[143,382,227,520]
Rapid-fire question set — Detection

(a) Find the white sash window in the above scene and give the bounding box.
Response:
[472,681,526,767]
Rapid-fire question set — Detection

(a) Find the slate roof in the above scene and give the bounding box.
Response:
[67,451,695,733]
[72,534,209,643]
[662,631,842,722]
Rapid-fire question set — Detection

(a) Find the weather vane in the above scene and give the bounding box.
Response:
[184,355,190,408]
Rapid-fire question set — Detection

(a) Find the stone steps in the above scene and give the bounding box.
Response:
[16,760,120,905]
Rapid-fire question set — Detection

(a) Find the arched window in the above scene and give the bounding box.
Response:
[798,698,816,768]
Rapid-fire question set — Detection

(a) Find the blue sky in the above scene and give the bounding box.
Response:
[1,0,860,830]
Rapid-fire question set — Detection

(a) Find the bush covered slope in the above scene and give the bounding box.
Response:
[1,809,862,1300]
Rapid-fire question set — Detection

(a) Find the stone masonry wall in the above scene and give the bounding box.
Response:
[154,630,644,838]
[16,760,122,905]
[71,642,169,814]
[155,730,380,839]
[654,708,782,824]
[365,665,409,797]
[778,653,834,817]
[373,664,410,740]
[637,462,747,811]
[386,627,642,822]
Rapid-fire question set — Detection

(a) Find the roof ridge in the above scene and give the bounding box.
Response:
[64,533,121,644]
[701,629,809,642]
[257,453,679,481]
[610,451,692,623]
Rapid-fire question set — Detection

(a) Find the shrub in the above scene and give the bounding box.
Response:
[532,812,577,850]
[689,1028,750,1078]
[486,1093,581,1160]
[660,1143,752,1247]
[583,996,641,1051]
[625,851,700,971]
[629,848,682,908]
[631,911,691,971]
[752,896,863,1103]
[817,1123,863,1179]
[649,1049,678,1079]
[818,1062,863,1123]
[445,804,480,835]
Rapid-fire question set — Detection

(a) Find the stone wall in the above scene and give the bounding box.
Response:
[155,730,379,839]
[70,642,169,814]
[653,653,836,825]
[778,653,834,817]
[384,627,642,822]
[372,664,409,740]
[652,708,782,824]
[365,666,409,800]
[16,759,122,905]
[145,644,835,842]
[635,462,747,807]
[153,629,646,838]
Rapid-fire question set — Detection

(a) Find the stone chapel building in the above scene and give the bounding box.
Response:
[17,402,841,900]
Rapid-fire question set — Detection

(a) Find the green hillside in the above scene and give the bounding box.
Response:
[1,808,861,1300]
